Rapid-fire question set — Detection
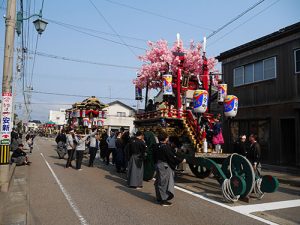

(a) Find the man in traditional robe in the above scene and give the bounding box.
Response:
[154,132,183,206]
[127,131,146,189]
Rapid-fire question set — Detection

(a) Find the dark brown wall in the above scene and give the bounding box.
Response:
[221,34,300,167]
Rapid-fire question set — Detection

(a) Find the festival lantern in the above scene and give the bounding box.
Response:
[97,119,103,127]
[224,95,238,117]
[83,118,89,127]
[75,109,80,117]
[162,74,173,95]
[217,84,227,103]
[81,109,86,117]
[92,118,97,126]
[193,90,208,113]
[135,86,142,100]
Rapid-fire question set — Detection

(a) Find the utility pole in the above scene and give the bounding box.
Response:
[0,0,16,192]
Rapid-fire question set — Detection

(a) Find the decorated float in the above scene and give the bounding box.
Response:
[65,96,107,131]
[134,35,278,202]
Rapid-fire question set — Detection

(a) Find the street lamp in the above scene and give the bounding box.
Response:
[33,18,48,35]
[16,10,48,36]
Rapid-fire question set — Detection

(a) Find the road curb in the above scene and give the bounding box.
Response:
[277,177,300,187]
[0,163,16,192]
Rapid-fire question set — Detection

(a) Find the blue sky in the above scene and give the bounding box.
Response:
[0,0,299,122]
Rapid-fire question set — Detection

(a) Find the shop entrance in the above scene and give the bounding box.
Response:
[280,118,296,166]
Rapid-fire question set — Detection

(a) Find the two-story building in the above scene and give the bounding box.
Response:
[217,22,300,167]
[49,109,67,126]
[103,101,136,133]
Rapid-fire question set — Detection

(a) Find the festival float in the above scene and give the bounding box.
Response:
[65,96,107,131]
[134,35,278,202]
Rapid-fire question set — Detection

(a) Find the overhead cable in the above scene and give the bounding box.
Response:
[104,0,214,31]
[88,0,138,57]
[207,0,266,40]
[25,90,136,101]
[208,0,280,47]
[46,18,148,42]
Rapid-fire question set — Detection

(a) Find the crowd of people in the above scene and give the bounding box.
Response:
[10,128,35,166]
[9,124,261,207]
[54,127,185,206]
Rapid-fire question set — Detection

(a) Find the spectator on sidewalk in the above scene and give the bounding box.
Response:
[65,129,76,168]
[11,144,31,166]
[127,131,146,189]
[26,132,35,153]
[247,134,261,175]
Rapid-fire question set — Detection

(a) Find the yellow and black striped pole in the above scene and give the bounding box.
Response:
[0,145,10,164]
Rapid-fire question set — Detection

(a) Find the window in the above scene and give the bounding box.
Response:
[117,112,126,117]
[254,61,263,81]
[233,57,276,86]
[263,57,276,80]
[244,64,254,84]
[295,49,300,73]
[234,67,243,86]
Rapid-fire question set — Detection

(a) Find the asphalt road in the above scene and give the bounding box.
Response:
[25,137,300,225]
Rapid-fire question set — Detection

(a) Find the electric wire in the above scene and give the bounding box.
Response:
[88,0,138,57]
[207,0,266,40]
[208,0,280,47]
[46,19,146,50]
[25,90,136,101]
[46,18,148,43]
[29,34,39,88]
[0,46,140,70]
[104,0,214,31]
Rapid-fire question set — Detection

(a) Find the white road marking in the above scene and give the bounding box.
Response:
[231,199,300,214]
[175,185,279,225]
[40,153,89,225]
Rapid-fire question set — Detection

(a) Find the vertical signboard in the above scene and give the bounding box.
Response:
[0,92,13,145]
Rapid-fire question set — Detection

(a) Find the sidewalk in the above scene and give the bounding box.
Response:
[0,164,28,225]
[262,164,300,187]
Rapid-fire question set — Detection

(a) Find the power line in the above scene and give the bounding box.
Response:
[29,34,39,87]
[46,18,148,43]
[46,18,146,51]
[88,0,138,57]
[208,0,280,47]
[0,46,140,70]
[25,90,136,101]
[104,0,214,31]
[31,50,140,69]
[207,0,266,40]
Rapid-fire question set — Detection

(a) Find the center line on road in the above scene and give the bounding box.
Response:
[175,185,279,225]
[40,153,89,225]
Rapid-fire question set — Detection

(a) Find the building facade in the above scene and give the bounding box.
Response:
[103,101,135,133]
[49,109,67,126]
[217,22,300,167]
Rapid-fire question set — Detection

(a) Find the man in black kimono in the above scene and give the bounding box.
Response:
[154,132,183,206]
[127,131,146,189]
[247,134,261,175]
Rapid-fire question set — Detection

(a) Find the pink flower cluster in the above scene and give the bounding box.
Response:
[134,39,219,89]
